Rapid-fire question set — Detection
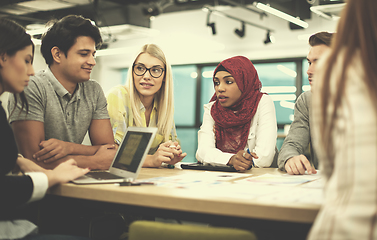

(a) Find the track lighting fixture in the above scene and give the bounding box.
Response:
[202,5,274,39]
[235,21,245,38]
[264,31,275,44]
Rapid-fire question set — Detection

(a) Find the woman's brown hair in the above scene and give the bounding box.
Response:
[0,18,34,114]
[318,0,377,162]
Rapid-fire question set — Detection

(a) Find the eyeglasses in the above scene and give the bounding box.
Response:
[133,64,165,78]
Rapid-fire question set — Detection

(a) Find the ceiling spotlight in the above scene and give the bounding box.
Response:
[264,31,275,44]
[207,22,216,35]
[206,11,216,35]
[235,21,245,38]
[143,3,161,17]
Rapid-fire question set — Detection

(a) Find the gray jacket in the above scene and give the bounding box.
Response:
[278,91,318,171]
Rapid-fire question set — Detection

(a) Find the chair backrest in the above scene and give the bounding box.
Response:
[128,220,257,240]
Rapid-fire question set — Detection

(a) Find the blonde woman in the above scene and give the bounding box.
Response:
[107,44,186,167]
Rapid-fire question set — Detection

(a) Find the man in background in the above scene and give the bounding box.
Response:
[278,31,334,175]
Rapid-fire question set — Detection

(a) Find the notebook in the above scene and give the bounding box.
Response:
[72,127,157,184]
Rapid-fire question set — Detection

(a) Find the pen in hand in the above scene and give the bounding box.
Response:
[246,148,257,168]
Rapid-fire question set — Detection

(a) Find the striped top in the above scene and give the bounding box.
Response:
[309,50,377,239]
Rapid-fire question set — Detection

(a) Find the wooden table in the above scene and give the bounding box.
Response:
[44,168,322,239]
[48,167,321,223]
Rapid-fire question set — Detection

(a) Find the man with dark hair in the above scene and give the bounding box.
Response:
[278,31,334,175]
[9,15,116,170]
[308,31,332,47]
[40,15,103,65]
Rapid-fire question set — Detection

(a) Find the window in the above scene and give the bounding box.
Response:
[302,59,310,92]
[254,62,296,125]
[172,65,198,163]
[200,66,216,120]
[172,65,197,126]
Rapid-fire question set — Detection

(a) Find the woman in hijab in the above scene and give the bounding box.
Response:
[196,56,277,171]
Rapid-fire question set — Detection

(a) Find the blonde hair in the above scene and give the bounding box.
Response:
[125,44,175,142]
[318,0,377,162]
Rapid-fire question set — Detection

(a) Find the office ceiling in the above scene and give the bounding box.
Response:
[0,0,345,29]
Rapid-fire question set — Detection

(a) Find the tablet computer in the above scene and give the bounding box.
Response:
[180,162,238,172]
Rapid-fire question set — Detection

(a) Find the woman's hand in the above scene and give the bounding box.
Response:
[228,150,258,171]
[143,141,187,168]
[166,141,187,165]
[17,156,47,173]
[45,159,90,187]
[18,156,89,187]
